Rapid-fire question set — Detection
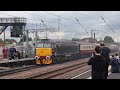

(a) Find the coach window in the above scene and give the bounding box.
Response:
[88,46,90,49]
[83,46,85,49]
[37,43,44,47]
[90,46,92,49]
[86,46,88,49]
[82,46,84,49]
[44,43,51,48]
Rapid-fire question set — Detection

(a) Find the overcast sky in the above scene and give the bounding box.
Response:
[0,11,120,42]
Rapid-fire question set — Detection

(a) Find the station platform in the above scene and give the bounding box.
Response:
[88,66,120,79]
[107,65,120,79]
[108,72,120,79]
[0,58,34,64]
[0,58,35,67]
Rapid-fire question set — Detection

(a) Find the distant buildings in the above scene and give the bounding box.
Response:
[80,38,97,43]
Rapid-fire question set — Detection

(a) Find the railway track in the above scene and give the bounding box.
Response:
[26,52,117,79]
[26,62,87,79]
[0,52,117,79]
[0,65,40,77]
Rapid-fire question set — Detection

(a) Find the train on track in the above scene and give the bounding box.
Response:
[35,39,119,65]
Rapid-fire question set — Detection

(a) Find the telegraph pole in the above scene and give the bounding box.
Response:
[41,19,49,39]
[91,29,98,39]
[58,17,60,32]
[94,33,95,39]
[91,29,93,38]
[4,30,5,47]
[26,30,29,54]
[35,24,37,48]
[46,27,47,39]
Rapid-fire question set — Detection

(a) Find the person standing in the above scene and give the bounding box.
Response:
[100,43,110,79]
[110,55,119,73]
[88,46,106,79]
[118,56,120,66]
[115,53,119,60]
[2,46,6,60]
[9,46,16,60]
[16,51,21,59]
[6,47,9,60]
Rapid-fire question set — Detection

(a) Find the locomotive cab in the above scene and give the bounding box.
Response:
[35,41,53,65]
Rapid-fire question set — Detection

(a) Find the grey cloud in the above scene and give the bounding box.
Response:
[0,11,120,41]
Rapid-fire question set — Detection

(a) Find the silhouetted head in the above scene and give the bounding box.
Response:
[112,55,114,57]
[115,53,118,56]
[100,42,105,46]
[95,46,101,54]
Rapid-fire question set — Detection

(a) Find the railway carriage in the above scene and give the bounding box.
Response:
[76,42,99,58]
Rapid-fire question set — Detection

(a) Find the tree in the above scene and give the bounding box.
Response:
[72,38,80,41]
[5,39,17,44]
[0,38,4,44]
[19,35,32,42]
[104,36,114,43]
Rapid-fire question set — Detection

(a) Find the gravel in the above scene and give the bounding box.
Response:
[0,58,90,79]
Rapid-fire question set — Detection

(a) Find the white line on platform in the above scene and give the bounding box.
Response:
[70,69,91,79]
[87,76,91,79]
[108,66,111,75]
[87,66,111,79]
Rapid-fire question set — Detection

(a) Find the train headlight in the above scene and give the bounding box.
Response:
[35,56,39,60]
[46,56,50,60]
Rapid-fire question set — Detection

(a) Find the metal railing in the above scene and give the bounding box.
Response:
[0,18,27,23]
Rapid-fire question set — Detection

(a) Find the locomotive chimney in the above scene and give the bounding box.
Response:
[94,33,95,39]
